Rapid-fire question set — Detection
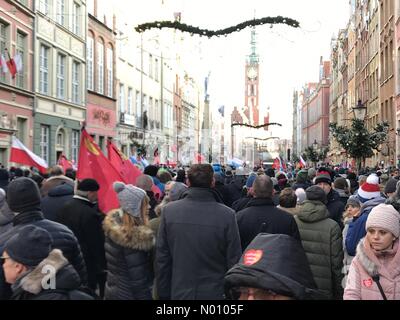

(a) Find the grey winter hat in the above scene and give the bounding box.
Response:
[346,195,361,209]
[4,225,53,267]
[113,181,147,217]
[168,182,188,201]
[384,178,398,194]
[306,185,327,204]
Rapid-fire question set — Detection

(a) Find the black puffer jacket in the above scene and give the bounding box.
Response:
[0,210,88,299]
[103,210,154,300]
[41,183,73,221]
[11,249,93,300]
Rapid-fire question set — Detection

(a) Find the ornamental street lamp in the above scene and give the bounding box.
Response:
[353,99,367,121]
[312,139,318,151]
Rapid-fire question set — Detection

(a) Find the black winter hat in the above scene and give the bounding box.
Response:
[6,177,41,213]
[77,178,100,191]
[4,225,53,267]
[224,233,325,300]
[306,185,327,204]
[144,165,159,177]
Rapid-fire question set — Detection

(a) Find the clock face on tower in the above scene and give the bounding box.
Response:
[247,66,258,80]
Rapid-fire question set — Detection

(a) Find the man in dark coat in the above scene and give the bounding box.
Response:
[236,175,301,250]
[156,164,242,300]
[226,168,248,205]
[225,233,325,300]
[213,173,232,207]
[41,182,74,221]
[3,225,93,300]
[56,178,106,297]
[0,178,87,300]
[314,171,345,230]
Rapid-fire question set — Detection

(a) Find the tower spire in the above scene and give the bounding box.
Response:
[248,27,259,65]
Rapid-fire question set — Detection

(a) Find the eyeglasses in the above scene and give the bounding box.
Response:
[230,287,277,300]
[0,256,10,261]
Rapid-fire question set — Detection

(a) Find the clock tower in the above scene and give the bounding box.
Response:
[244,28,260,126]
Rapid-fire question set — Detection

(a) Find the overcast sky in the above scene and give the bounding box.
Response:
[115,0,350,140]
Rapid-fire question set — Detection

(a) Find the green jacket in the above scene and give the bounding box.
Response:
[295,200,344,300]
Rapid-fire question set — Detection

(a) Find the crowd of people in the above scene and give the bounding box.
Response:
[0,161,399,300]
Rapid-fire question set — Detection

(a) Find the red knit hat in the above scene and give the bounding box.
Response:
[357,174,380,200]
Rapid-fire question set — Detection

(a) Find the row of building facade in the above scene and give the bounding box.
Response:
[293,0,400,168]
[0,0,208,167]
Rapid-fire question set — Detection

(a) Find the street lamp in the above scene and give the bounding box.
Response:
[312,139,318,150]
[352,99,367,121]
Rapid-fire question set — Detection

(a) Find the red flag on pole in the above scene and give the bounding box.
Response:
[107,139,142,185]
[57,153,73,172]
[77,129,123,214]
[5,49,17,79]
[107,140,161,198]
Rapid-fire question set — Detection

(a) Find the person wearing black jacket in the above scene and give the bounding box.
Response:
[156,164,242,300]
[41,183,74,221]
[103,182,154,300]
[236,175,301,250]
[3,225,93,300]
[225,233,325,300]
[0,177,87,300]
[56,179,106,297]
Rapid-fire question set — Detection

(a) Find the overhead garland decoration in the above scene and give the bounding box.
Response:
[231,122,282,129]
[135,16,300,38]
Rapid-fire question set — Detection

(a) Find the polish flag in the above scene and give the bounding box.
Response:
[0,54,8,73]
[10,136,48,174]
[299,155,306,168]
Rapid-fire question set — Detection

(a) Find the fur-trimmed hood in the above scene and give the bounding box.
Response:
[103,209,155,251]
[355,238,400,278]
[355,239,379,277]
[16,249,76,295]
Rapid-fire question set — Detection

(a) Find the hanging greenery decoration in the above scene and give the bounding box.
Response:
[135,16,300,38]
[231,122,282,129]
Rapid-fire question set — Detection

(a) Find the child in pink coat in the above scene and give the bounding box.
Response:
[344,204,400,300]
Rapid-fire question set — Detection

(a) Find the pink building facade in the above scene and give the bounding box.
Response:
[0,0,34,166]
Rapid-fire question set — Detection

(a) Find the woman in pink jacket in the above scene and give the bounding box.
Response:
[344,204,400,300]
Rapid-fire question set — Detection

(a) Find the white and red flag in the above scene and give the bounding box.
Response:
[299,155,307,168]
[10,136,48,174]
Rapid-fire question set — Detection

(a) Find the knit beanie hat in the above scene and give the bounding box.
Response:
[306,185,327,204]
[4,225,53,267]
[314,171,332,185]
[357,174,380,200]
[113,181,146,217]
[296,170,308,183]
[345,195,361,209]
[169,182,188,201]
[308,168,317,180]
[366,204,400,238]
[295,188,306,205]
[384,178,398,194]
[6,177,41,213]
[246,173,257,188]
